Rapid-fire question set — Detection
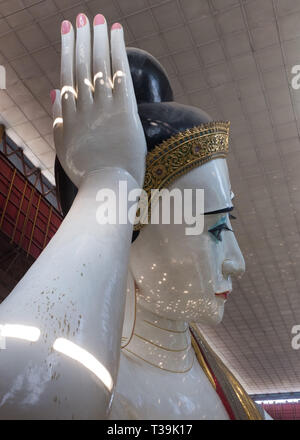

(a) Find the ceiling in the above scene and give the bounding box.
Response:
[1,0,300,396]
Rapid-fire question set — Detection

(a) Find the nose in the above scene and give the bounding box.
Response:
[222,257,245,279]
[221,226,246,279]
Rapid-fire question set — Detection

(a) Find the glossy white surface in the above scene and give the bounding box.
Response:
[0,13,247,420]
[0,169,137,419]
[110,350,229,420]
[113,158,245,419]
[130,158,245,325]
[0,14,145,420]
[178,158,233,214]
[53,15,146,188]
[114,279,230,420]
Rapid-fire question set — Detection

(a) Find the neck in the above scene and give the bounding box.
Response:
[123,291,194,373]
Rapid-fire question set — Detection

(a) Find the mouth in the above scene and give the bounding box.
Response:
[215,291,230,301]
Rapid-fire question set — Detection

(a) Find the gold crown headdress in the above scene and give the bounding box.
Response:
[134,121,230,230]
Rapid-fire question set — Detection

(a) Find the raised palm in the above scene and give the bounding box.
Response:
[51,14,146,188]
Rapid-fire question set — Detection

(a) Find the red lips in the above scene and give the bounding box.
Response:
[215,291,230,300]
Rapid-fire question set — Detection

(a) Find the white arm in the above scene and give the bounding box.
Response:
[0,13,146,420]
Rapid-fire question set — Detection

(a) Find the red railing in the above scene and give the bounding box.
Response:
[262,402,300,420]
[0,150,62,259]
[0,125,59,208]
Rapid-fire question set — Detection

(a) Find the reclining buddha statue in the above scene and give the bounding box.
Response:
[0,13,264,420]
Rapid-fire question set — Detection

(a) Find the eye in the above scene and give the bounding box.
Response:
[208,218,233,242]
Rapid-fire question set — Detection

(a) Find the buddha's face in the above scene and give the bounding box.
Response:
[129,158,245,325]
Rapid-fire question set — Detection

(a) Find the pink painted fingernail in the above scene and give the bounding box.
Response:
[50,90,56,105]
[61,20,71,35]
[94,14,105,26]
[112,23,122,30]
[76,13,87,28]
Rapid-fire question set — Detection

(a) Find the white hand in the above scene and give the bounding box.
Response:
[51,14,146,188]
[0,14,145,421]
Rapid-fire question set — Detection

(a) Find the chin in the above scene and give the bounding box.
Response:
[211,305,225,325]
[139,293,226,323]
[192,304,225,326]
[157,304,225,325]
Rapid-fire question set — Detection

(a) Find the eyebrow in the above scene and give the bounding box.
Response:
[204,206,234,216]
